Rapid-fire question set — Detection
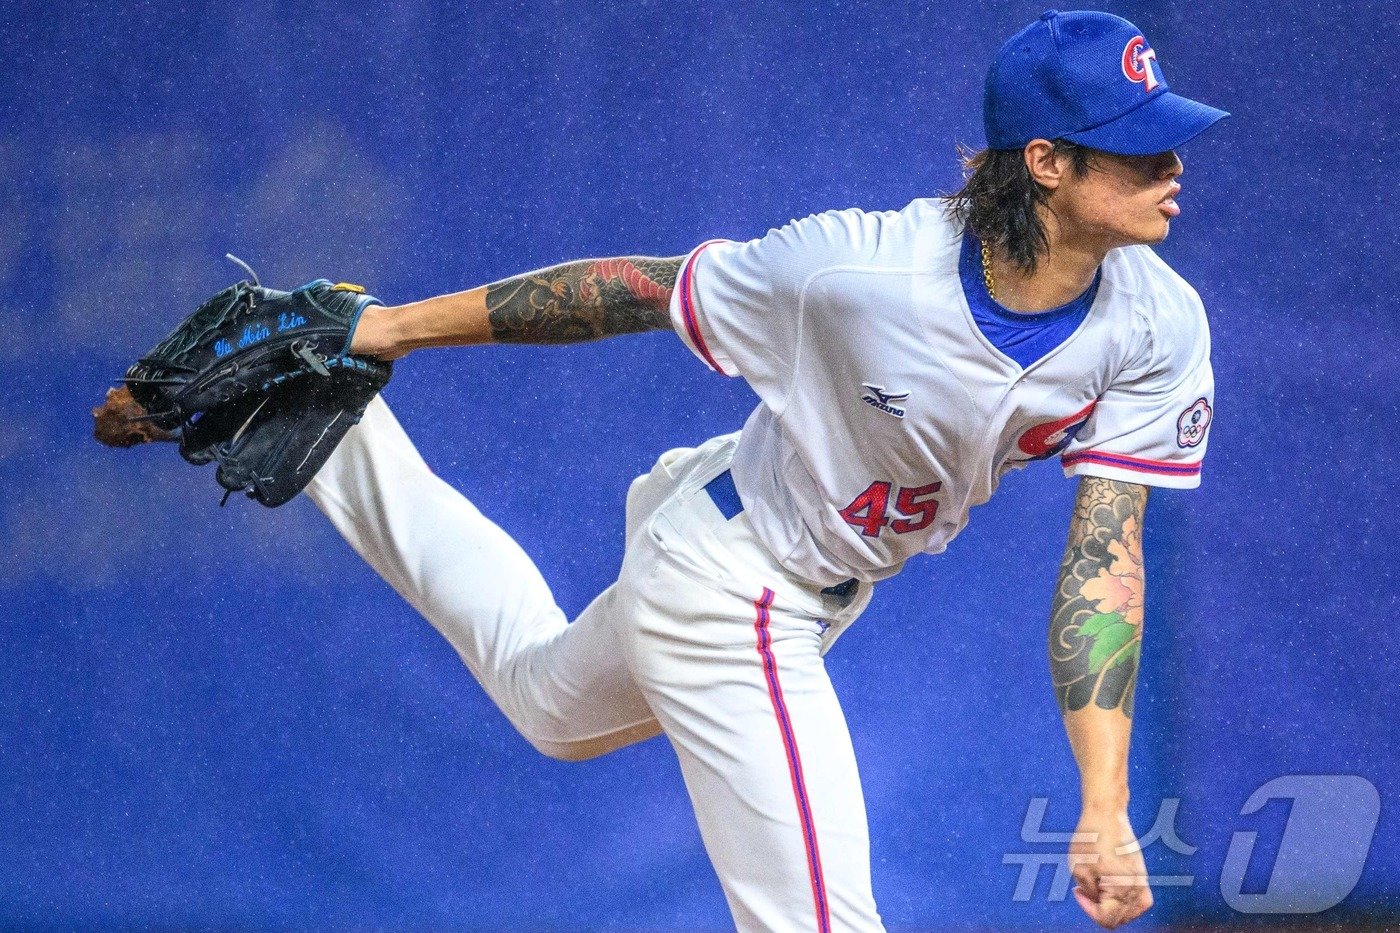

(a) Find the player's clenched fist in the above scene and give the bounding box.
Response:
[1070,808,1154,929]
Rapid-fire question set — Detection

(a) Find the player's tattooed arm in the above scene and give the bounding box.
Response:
[1052,477,1154,923]
[348,256,684,358]
[1049,476,1149,718]
[485,257,683,344]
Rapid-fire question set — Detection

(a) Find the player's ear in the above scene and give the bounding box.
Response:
[1023,139,1064,190]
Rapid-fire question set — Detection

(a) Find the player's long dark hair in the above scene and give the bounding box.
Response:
[947,141,1093,274]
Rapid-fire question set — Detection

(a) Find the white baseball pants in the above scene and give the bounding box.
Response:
[306,396,884,932]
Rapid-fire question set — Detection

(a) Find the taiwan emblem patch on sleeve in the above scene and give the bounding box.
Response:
[1177,397,1212,448]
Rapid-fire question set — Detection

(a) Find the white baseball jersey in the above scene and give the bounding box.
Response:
[669,198,1215,587]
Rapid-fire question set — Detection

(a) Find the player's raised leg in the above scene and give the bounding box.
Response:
[306,395,659,760]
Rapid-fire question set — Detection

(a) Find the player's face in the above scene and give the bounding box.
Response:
[1055,149,1184,248]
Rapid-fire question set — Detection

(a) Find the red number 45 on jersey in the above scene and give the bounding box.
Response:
[838,481,942,537]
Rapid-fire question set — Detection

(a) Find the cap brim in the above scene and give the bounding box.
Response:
[1065,92,1229,155]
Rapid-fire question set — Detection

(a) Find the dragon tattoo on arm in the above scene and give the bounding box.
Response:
[484,256,684,344]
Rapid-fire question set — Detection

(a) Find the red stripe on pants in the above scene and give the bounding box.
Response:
[753,587,831,932]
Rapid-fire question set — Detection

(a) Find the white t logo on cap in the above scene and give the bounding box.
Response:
[1122,35,1160,92]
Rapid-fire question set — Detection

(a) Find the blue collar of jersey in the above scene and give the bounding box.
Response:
[958,231,1102,327]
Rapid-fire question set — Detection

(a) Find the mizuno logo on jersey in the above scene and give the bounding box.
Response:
[861,384,909,418]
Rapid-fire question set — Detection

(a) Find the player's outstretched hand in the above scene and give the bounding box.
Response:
[1069,807,1153,929]
[92,387,176,447]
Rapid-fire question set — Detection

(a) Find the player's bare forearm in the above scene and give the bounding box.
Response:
[1049,476,1148,809]
[349,256,683,358]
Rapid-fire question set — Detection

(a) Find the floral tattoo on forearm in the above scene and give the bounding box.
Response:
[485,256,683,344]
[1050,477,1149,718]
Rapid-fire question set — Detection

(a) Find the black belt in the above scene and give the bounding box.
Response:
[703,469,859,599]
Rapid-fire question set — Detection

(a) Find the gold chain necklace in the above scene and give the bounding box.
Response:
[980,239,997,301]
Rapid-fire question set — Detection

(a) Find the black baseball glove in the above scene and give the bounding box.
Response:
[120,256,392,507]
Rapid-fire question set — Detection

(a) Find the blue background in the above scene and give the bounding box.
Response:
[2,0,1395,929]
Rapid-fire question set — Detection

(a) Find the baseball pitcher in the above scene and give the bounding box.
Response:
[96,11,1226,930]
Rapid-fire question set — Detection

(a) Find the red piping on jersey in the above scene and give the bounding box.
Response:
[679,240,727,375]
[1062,449,1202,476]
[753,587,831,933]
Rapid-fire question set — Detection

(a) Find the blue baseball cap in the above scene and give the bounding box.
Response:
[984,10,1229,155]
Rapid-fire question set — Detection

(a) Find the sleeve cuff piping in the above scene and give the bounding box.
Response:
[1061,449,1202,478]
[671,240,736,376]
